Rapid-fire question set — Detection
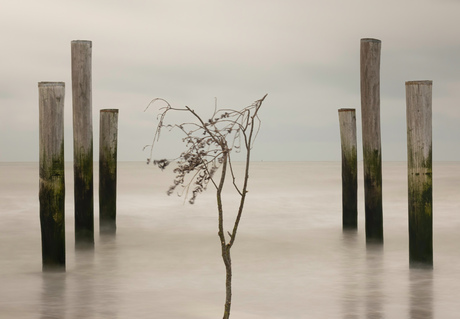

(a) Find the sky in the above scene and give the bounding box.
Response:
[1,0,459,162]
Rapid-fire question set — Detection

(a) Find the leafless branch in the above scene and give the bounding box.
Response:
[145,94,267,319]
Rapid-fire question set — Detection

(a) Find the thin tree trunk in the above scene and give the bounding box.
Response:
[222,246,232,319]
[216,154,232,319]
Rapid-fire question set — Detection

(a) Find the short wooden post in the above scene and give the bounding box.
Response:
[338,108,358,229]
[99,109,119,234]
[406,80,433,268]
[71,40,94,247]
[360,38,383,243]
[39,82,66,271]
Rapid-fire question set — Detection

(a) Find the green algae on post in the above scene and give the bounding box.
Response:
[38,82,66,271]
[360,38,383,243]
[99,109,119,235]
[406,80,433,268]
[71,40,94,247]
[338,108,358,229]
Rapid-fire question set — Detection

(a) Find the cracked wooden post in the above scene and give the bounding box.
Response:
[406,80,433,268]
[360,38,383,243]
[71,40,94,247]
[338,108,358,229]
[39,82,66,271]
[99,109,119,235]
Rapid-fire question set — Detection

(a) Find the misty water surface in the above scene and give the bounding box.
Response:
[1,162,460,318]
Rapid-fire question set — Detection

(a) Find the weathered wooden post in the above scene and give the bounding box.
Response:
[71,40,94,247]
[338,108,358,229]
[360,38,383,243]
[39,82,66,271]
[406,80,433,268]
[99,109,119,234]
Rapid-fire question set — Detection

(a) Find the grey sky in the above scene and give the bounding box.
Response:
[1,0,459,162]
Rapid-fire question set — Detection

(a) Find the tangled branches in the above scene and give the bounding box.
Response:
[144,94,267,204]
[144,94,267,319]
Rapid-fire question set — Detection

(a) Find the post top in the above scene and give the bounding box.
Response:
[361,38,381,43]
[405,80,433,86]
[100,109,119,113]
[38,82,65,87]
[71,40,92,47]
[338,108,356,112]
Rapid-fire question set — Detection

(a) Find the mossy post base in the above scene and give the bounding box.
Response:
[99,109,119,235]
[406,81,433,269]
[71,40,94,247]
[338,108,358,229]
[39,82,66,271]
[360,38,383,243]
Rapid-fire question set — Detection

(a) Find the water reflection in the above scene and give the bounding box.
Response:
[409,269,433,319]
[365,243,384,319]
[41,272,66,319]
[39,236,120,319]
[72,248,96,318]
[340,231,385,318]
[97,234,119,318]
[341,230,360,319]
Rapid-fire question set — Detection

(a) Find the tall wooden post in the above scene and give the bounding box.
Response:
[360,38,383,243]
[99,109,119,234]
[406,80,433,268]
[39,82,66,271]
[71,40,94,247]
[338,108,358,229]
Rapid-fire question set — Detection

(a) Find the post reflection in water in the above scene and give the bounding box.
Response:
[97,234,119,318]
[71,235,120,318]
[341,230,361,319]
[41,273,66,319]
[409,269,433,319]
[72,248,96,318]
[38,235,120,319]
[340,230,385,319]
[365,243,384,319]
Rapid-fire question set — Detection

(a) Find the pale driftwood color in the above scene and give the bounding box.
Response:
[406,80,433,268]
[71,40,94,247]
[338,108,357,229]
[39,82,66,271]
[360,38,383,243]
[99,109,119,234]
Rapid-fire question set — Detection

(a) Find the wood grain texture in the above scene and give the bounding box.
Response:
[99,109,119,234]
[406,80,433,268]
[360,38,383,243]
[338,109,357,229]
[39,82,66,271]
[71,40,94,247]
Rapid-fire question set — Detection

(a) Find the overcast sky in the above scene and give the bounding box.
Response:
[1,0,459,162]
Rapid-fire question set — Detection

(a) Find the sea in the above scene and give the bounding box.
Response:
[1,161,459,318]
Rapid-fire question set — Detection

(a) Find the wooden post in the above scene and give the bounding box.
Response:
[360,38,383,243]
[406,80,433,268]
[39,82,66,271]
[71,40,94,247]
[338,108,358,229]
[99,109,119,234]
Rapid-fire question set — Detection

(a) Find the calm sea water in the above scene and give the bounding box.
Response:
[1,161,460,318]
